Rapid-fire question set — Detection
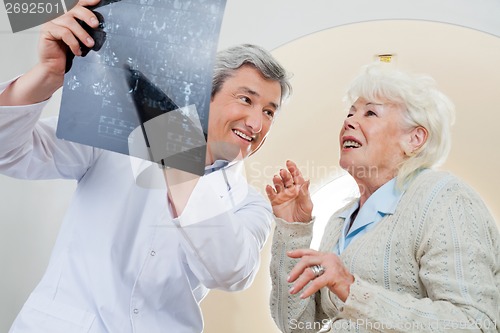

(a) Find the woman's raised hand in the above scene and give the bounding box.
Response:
[265,160,313,223]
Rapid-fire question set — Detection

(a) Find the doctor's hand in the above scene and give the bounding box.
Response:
[0,0,101,106]
[265,160,313,223]
[38,0,100,77]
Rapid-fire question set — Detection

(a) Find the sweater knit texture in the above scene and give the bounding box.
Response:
[270,170,500,332]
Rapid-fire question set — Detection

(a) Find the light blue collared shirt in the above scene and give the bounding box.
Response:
[333,178,403,255]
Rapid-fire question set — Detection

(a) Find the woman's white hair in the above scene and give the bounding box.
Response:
[344,63,455,187]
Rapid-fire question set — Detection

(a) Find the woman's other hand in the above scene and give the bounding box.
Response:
[287,248,354,302]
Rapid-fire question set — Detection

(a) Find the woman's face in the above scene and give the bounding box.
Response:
[338,97,410,181]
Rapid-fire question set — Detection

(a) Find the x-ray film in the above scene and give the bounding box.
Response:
[56,0,227,175]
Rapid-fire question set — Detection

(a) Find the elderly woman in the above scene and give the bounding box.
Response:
[266,64,500,332]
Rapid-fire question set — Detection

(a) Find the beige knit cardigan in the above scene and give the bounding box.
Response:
[270,170,500,332]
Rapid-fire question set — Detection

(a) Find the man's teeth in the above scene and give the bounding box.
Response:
[234,130,252,142]
[343,140,361,148]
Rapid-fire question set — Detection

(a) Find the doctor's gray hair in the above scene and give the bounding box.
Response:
[212,44,292,106]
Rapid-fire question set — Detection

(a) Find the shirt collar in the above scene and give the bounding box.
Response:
[339,201,359,219]
[369,177,402,216]
[129,156,231,189]
[204,159,230,174]
[339,177,403,234]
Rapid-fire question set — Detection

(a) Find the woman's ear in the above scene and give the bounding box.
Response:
[405,126,428,156]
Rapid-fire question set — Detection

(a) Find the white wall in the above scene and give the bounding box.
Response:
[1,1,499,332]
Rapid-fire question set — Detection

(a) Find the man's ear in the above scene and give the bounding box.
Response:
[405,126,428,155]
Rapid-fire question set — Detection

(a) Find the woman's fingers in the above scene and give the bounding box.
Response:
[287,248,317,258]
[286,250,354,302]
[279,168,295,189]
[272,174,285,193]
[287,252,325,297]
[265,184,277,202]
[287,249,319,281]
[267,160,307,195]
[286,160,306,186]
[296,274,330,299]
[265,160,314,221]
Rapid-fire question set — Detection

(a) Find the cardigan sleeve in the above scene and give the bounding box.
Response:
[334,176,500,332]
[269,217,331,333]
